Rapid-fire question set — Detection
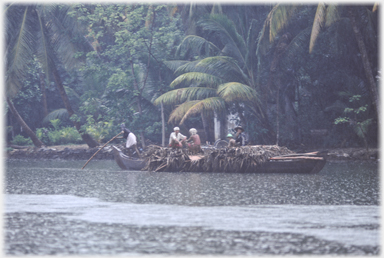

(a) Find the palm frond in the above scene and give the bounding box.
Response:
[175,35,221,58]
[244,19,259,82]
[168,100,200,124]
[309,3,326,53]
[35,9,55,84]
[44,5,92,69]
[170,72,224,89]
[174,59,201,75]
[256,4,297,56]
[325,4,339,27]
[180,97,226,124]
[163,60,191,72]
[198,14,247,63]
[154,87,217,106]
[269,5,297,42]
[372,3,378,12]
[217,82,259,103]
[175,56,249,84]
[42,108,69,125]
[196,56,249,84]
[6,6,37,97]
[256,6,273,57]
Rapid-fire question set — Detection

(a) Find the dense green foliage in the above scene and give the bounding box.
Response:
[5,3,378,149]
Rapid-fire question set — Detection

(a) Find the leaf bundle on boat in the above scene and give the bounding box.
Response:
[113,144,326,173]
[142,145,304,173]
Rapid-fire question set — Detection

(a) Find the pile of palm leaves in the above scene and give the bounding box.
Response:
[142,145,191,172]
[142,145,294,173]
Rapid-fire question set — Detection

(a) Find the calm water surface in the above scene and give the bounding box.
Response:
[4,159,380,255]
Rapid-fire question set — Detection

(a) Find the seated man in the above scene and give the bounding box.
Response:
[169,127,187,148]
[227,133,237,147]
[234,126,246,146]
[186,128,201,154]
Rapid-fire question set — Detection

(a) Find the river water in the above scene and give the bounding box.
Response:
[4,159,380,255]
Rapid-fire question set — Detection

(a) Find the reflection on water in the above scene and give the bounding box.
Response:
[4,159,380,255]
[6,194,379,247]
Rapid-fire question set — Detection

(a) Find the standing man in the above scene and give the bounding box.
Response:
[121,123,141,157]
[169,127,187,148]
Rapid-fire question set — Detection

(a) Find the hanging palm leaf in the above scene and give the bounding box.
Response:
[170,72,224,89]
[244,19,259,83]
[372,3,378,12]
[168,100,200,123]
[154,87,217,106]
[217,82,259,103]
[198,14,247,63]
[6,6,37,97]
[324,4,340,27]
[269,5,297,42]
[175,35,221,58]
[257,4,297,56]
[309,3,326,53]
[46,5,92,68]
[180,97,226,124]
[175,56,249,84]
[163,60,191,72]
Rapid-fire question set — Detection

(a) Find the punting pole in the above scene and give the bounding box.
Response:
[81,131,123,169]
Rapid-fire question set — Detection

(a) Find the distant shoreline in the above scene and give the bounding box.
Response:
[5,144,379,162]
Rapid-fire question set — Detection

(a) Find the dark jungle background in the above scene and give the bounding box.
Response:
[5,3,379,150]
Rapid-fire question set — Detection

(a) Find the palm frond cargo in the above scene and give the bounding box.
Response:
[113,145,327,174]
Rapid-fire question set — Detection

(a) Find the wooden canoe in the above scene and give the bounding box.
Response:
[257,155,327,174]
[112,146,146,171]
[186,152,326,174]
[112,145,327,174]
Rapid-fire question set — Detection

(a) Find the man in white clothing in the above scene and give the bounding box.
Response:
[169,127,186,148]
[121,123,141,157]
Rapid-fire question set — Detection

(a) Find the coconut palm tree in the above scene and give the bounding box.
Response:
[155,13,276,143]
[5,3,99,148]
[154,57,257,124]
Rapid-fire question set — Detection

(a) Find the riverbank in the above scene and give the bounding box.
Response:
[5,144,379,162]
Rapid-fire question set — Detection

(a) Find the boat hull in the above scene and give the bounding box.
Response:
[112,145,326,174]
[112,146,146,171]
[257,158,326,174]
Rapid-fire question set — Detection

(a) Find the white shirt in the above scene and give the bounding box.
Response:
[126,132,137,148]
[169,132,186,144]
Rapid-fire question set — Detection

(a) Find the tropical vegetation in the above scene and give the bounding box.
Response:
[5,3,379,150]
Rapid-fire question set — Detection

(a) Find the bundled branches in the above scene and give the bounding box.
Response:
[142,145,191,172]
[142,145,294,173]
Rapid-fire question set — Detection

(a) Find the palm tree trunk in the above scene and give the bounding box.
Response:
[201,113,210,144]
[52,66,99,148]
[161,101,165,147]
[130,61,146,148]
[348,7,379,120]
[276,85,280,146]
[39,71,48,117]
[6,97,44,148]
